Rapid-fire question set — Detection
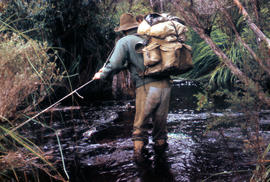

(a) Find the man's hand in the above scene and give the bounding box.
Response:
[93,72,102,80]
[92,68,103,80]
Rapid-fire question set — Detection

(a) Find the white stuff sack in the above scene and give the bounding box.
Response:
[137,20,151,36]
[149,20,187,39]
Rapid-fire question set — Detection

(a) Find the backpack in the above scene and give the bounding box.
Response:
[136,13,193,77]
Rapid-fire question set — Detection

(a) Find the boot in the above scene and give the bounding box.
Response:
[155,139,166,146]
[153,140,173,180]
[153,139,168,156]
[133,141,147,165]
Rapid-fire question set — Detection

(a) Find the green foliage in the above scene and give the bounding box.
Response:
[182,1,270,94]
[1,0,120,91]
[187,2,270,180]
[251,142,270,182]
[1,0,52,41]
[260,1,270,35]
[183,28,236,90]
[115,0,152,16]
[195,92,212,111]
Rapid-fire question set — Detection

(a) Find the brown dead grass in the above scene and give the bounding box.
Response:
[0,33,61,120]
[0,32,65,181]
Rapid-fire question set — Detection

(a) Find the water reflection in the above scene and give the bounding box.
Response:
[134,149,175,182]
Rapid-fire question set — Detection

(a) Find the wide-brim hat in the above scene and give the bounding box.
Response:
[114,13,139,32]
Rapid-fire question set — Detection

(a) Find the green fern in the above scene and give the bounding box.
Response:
[182,28,234,90]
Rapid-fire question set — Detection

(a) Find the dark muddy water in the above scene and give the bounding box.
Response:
[20,80,270,182]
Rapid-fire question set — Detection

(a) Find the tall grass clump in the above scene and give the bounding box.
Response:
[0,30,65,181]
[0,33,61,119]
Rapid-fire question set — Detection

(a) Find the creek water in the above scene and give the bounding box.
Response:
[19,80,270,182]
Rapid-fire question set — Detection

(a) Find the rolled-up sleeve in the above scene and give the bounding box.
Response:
[99,38,128,79]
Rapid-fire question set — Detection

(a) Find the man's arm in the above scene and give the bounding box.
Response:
[93,38,128,80]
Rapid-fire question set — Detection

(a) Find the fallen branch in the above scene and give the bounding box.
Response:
[216,0,270,75]
[233,0,270,50]
[0,79,95,140]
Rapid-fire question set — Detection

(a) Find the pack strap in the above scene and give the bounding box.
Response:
[170,21,184,43]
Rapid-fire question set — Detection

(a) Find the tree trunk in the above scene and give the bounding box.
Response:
[160,0,164,12]
[112,70,135,99]
[233,0,270,50]
[217,2,270,75]
[149,0,161,12]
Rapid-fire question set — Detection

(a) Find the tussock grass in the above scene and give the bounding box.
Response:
[0,33,61,119]
[0,20,66,181]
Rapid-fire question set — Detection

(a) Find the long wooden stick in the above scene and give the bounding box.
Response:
[2,78,95,138]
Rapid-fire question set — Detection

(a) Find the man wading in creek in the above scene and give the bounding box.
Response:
[93,13,172,164]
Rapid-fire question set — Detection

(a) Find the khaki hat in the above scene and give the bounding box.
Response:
[114,13,139,32]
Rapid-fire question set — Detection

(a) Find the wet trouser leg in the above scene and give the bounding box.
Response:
[152,86,171,142]
[132,79,171,144]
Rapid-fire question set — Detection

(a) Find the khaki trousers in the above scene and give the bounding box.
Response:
[132,79,171,143]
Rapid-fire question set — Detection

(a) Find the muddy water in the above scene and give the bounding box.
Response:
[21,80,270,182]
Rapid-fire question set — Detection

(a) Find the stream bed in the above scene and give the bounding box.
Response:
[20,80,270,182]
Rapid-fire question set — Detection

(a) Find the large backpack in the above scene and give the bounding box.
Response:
[136,13,193,77]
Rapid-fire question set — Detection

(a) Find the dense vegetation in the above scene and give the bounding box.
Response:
[0,0,270,181]
[175,1,270,181]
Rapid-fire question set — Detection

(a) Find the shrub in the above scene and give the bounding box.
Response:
[0,33,61,120]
